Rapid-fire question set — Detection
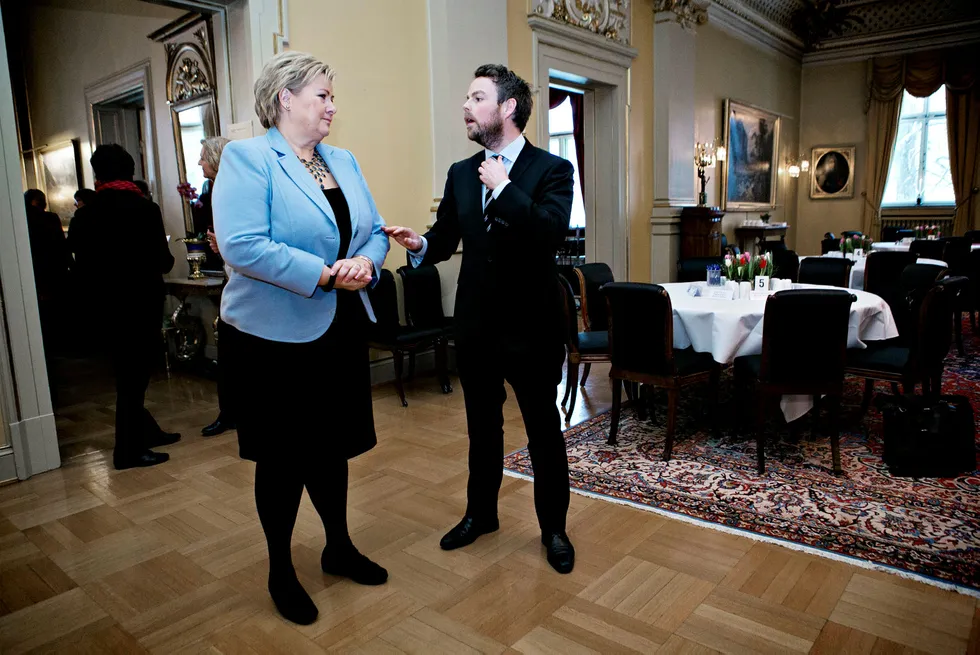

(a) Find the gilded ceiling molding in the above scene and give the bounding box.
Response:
[652,0,708,32]
[531,0,631,45]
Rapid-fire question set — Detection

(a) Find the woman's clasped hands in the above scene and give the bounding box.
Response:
[320,255,374,291]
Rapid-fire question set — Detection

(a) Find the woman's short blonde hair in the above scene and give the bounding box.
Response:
[200,136,230,171]
[253,51,336,129]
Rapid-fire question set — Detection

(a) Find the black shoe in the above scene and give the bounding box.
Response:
[542,532,575,574]
[146,432,181,448]
[439,516,499,551]
[113,450,170,471]
[201,418,235,437]
[268,571,318,625]
[321,545,388,585]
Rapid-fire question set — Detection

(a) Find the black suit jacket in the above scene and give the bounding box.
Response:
[69,190,175,309]
[26,207,71,300]
[422,142,574,350]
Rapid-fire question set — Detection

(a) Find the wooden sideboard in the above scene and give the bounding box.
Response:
[680,206,724,258]
[734,224,788,255]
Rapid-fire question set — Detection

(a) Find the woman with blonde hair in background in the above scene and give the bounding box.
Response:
[212,51,389,625]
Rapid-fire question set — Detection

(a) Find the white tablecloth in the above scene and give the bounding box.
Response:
[800,254,947,290]
[872,241,980,252]
[661,282,899,422]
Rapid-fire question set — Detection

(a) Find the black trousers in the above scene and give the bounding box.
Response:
[456,341,569,533]
[111,299,164,463]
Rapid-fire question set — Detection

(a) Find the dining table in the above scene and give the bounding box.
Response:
[871,240,980,252]
[661,282,899,422]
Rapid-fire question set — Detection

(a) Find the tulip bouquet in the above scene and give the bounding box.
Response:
[723,252,773,282]
[177,182,203,209]
[914,225,942,239]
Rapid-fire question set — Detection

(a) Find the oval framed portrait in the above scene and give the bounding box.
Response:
[810,146,855,199]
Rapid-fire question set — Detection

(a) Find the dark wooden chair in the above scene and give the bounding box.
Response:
[572,263,614,387]
[557,274,610,422]
[734,289,856,474]
[397,265,454,394]
[909,239,945,260]
[602,282,720,461]
[366,269,450,407]
[820,237,839,255]
[798,257,853,287]
[864,251,919,330]
[937,275,970,355]
[772,249,799,282]
[846,284,953,409]
[676,257,723,283]
[881,226,900,242]
[964,230,980,244]
[894,229,915,241]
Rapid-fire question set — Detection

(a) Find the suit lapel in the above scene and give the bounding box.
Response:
[483,141,536,218]
[267,128,336,224]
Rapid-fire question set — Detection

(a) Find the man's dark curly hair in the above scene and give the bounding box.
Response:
[473,64,533,131]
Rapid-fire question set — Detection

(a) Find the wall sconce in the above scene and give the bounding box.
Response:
[785,154,810,180]
[694,139,725,206]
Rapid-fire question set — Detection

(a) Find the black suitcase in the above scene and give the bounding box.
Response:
[875,394,977,477]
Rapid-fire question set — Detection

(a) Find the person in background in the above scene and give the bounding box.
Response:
[213,50,389,626]
[24,189,71,364]
[133,179,151,200]
[70,144,179,470]
[73,188,97,211]
[196,135,235,437]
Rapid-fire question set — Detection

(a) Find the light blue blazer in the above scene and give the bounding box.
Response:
[212,127,389,342]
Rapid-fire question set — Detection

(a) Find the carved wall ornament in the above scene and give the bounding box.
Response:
[532,0,631,45]
[173,57,211,102]
[652,0,708,31]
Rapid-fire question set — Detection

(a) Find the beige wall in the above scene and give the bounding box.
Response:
[694,22,802,249]
[23,0,186,251]
[288,0,433,270]
[796,61,868,255]
[507,0,537,144]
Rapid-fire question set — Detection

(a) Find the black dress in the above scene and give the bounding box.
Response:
[220,187,377,463]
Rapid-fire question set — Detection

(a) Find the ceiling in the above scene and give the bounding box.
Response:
[709,0,980,61]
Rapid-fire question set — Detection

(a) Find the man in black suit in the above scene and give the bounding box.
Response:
[70,144,180,470]
[384,65,575,573]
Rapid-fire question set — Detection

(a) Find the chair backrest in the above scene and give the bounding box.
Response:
[397,265,445,329]
[941,236,970,276]
[894,229,915,240]
[772,249,799,282]
[556,273,580,351]
[900,263,947,295]
[965,230,980,244]
[574,262,615,331]
[366,269,400,335]
[798,257,854,287]
[864,251,918,298]
[760,239,787,252]
[759,289,855,390]
[676,257,723,283]
[909,239,945,260]
[881,226,899,242]
[603,282,676,377]
[914,285,953,377]
[820,238,839,255]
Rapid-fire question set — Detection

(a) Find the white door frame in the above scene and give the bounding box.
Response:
[529,16,637,282]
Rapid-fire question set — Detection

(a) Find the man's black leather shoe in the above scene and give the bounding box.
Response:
[201,417,235,437]
[114,450,170,471]
[146,432,181,448]
[542,532,575,574]
[439,516,499,550]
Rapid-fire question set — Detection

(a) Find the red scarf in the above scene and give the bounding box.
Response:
[95,180,143,195]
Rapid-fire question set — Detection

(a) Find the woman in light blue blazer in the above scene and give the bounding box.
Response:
[213,51,389,626]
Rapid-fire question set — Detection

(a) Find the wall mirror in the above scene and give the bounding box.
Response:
[153,14,219,234]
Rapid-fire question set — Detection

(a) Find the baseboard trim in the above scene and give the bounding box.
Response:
[8,412,60,480]
[0,447,16,483]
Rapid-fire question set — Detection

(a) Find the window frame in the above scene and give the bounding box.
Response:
[882,86,954,208]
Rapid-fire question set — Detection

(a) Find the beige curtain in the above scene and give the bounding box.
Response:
[863,48,980,236]
[862,57,903,238]
[946,48,980,234]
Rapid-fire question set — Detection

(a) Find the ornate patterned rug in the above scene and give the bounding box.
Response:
[503,332,980,596]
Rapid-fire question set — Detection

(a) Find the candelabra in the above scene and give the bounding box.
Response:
[694,140,725,206]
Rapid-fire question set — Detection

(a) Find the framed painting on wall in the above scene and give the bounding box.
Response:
[34,139,83,225]
[722,99,780,211]
[810,146,855,199]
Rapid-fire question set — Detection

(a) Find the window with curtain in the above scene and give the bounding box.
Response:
[882,86,955,206]
[548,95,586,229]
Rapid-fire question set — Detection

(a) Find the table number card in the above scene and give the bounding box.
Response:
[755,275,770,292]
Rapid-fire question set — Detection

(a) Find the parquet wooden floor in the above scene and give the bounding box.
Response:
[2,363,979,653]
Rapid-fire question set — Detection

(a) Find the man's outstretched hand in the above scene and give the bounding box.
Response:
[382,225,423,253]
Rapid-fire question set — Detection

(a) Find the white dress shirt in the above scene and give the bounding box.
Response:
[410,135,526,265]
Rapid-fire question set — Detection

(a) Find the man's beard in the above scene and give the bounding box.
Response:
[468,113,504,150]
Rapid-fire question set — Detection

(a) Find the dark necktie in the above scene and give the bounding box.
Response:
[484,154,500,232]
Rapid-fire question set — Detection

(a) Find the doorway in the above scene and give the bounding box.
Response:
[549,83,591,272]
[92,88,148,183]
